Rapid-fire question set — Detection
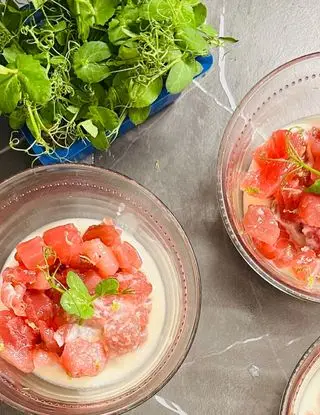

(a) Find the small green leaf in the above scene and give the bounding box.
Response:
[67,0,95,41]
[95,278,120,296]
[93,0,117,25]
[219,36,239,43]
[67,271,91,296]
[129,106,150,125]
[61,292,94,319]
[166,60,193,94]
[176,27,209,54]
[50,56,66,66]
[193,3,207,27]
[119,41,139,60]
[130,77,163,108]
[16,55,51,105]
[79,119,99,138]
[198,23,218,38]
[60,271,94,320]
[89,106,119,130]
[90,130,110,150]
[0,70,21,113]
[186,58,203,77]
[73,41,111,83]
[51,21,67,32]
[3,44,24,64]
[306,180,320,194]
[9,107,26,129]
[32,0,47,8]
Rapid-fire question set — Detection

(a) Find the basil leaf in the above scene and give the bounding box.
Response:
[73,41,111,83]
[9,107,26,129]
[129,106,150,125]
[93,0,117,25]
[16,55,51,105]
[95,278,120,296]
[130,77,163,108]
[89,106,119,130]
[0,68,21,113]
[306,180,320,194]
[166,60,193,94]
[193,3,207,27]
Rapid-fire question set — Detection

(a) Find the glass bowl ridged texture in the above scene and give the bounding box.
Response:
[217,52,320,302]
[0,165,201,415]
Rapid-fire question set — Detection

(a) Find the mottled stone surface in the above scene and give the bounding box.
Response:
[1,1,320,414]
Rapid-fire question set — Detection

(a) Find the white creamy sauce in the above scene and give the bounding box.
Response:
[2,218,166,389]
[294,359,320,415]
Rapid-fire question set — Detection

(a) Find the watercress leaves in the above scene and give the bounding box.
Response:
[9,107,26,129]
[16,55,51,104]
[88,106,119,130]
[0,0,232,157]
[93,0,117,25]
[306,180,320,194]
[130,77,163,108]
[166,60,193,94]
[176,27,210,55]
[0,53,51,110]
[67,0,95,41]
[73,41,111,83]
[0,67,21,113]
[129,106,150,125]
[193,3,207,27]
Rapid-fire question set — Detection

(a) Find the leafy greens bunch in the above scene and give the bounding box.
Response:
[0,0,236,156]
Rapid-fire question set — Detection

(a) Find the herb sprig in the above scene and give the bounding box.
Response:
[41,249,133,320]
[0,0,236,158]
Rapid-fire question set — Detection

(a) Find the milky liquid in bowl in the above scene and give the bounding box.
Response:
[1,218,166,390]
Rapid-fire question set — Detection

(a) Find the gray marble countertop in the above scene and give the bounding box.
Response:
[1,1,320,414]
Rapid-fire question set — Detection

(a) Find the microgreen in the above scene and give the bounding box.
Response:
[305,179,320,194]
[0,0,235,158]
[41,248,133,320]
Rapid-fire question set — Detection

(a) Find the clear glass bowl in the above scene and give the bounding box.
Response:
[217,52,320,302]
[0,165,201,414]
[280,336,320,414]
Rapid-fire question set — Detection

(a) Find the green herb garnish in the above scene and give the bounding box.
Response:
[0,0,235,158]
[41,249,133,320]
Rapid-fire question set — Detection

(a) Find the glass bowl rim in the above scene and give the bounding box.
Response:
[217,52,320,303]
[279,335,320,414]
[0,163,202,414]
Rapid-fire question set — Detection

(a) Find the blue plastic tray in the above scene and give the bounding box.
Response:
[22,54,214,165]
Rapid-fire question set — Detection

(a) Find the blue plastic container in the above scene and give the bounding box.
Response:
[22,54,214,165]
